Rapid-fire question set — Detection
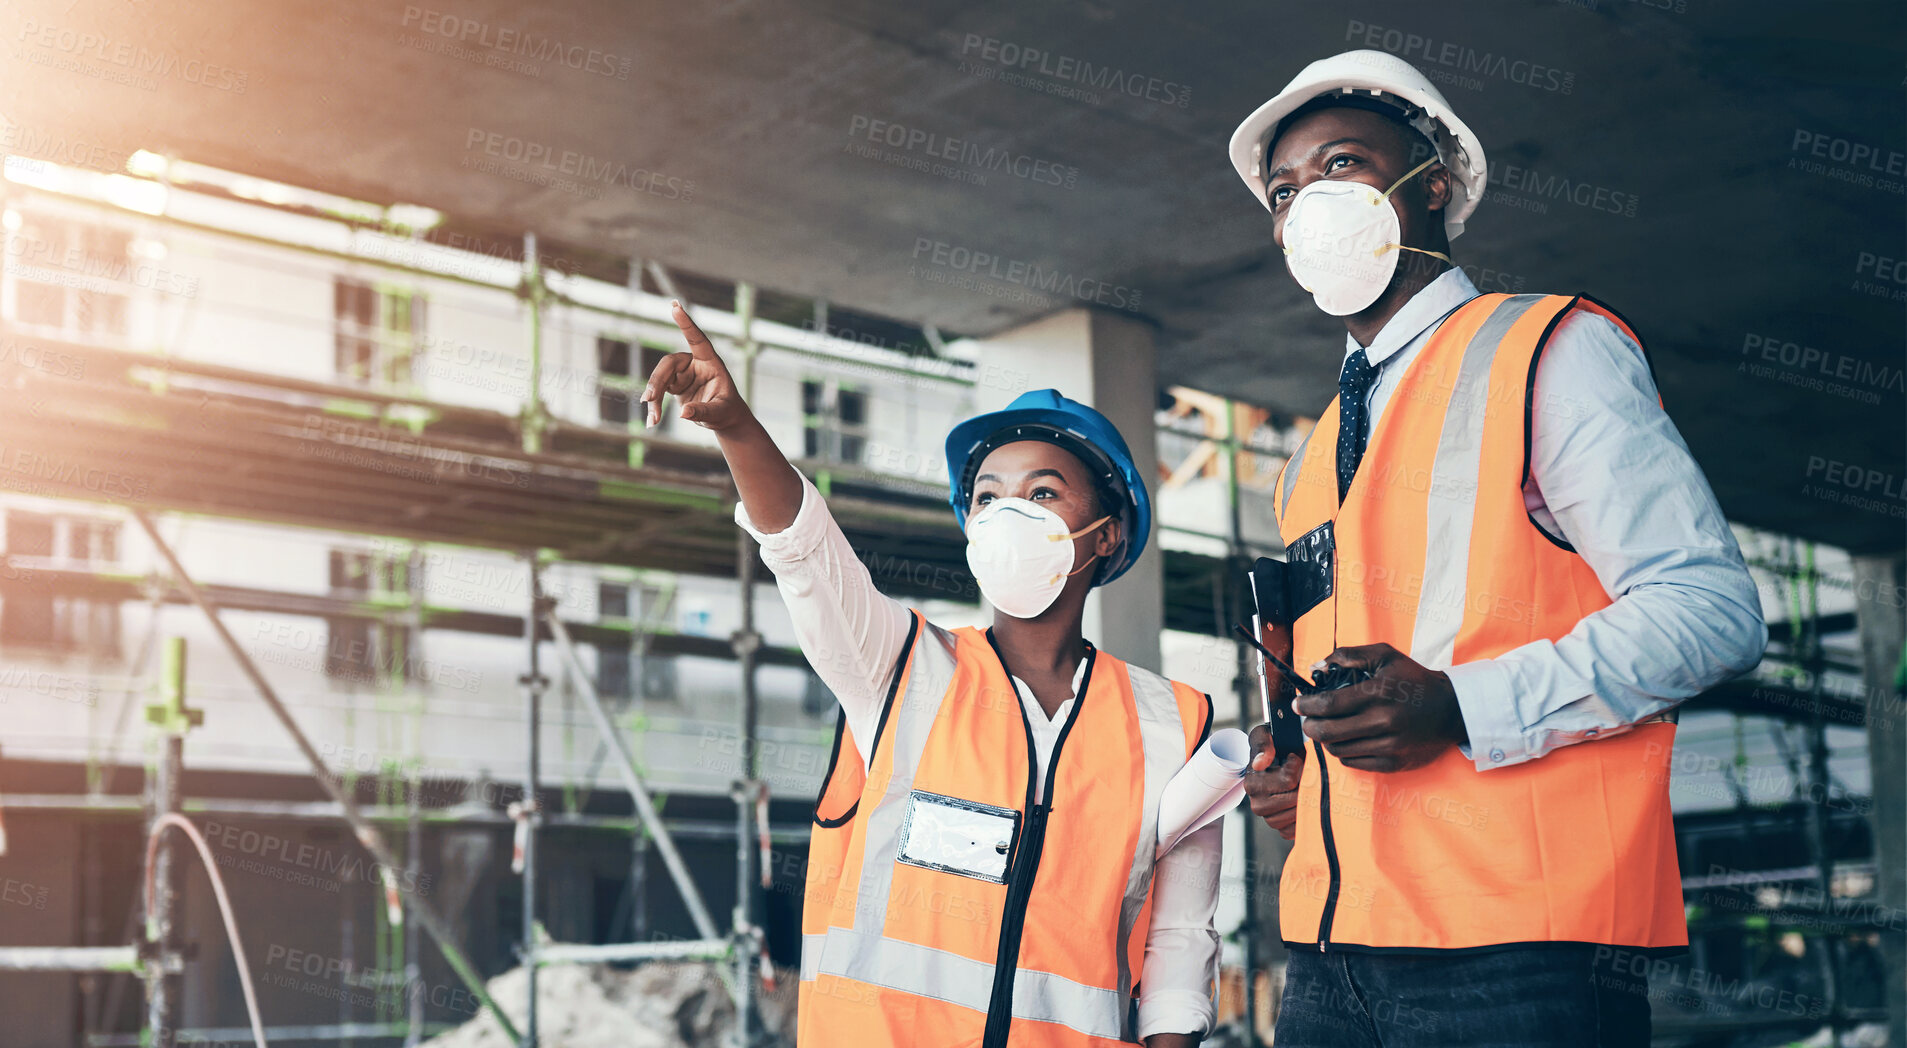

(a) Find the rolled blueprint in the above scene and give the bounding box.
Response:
[1155,727,1251,859]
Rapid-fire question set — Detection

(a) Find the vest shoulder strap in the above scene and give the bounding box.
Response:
[811,612,923,827]
[809,612,963,829]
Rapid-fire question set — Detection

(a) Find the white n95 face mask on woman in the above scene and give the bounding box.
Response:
[1282,155,1450,316]
[964,497,1109,620]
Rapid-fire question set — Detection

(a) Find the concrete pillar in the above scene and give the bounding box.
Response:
[1853,552,1906,1046]
[971,309,1163,672]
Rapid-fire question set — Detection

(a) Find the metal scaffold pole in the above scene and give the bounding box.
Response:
[405,549,427,1048]
[1222,399,1264,1047]
[142,636,193,1048]
[0,947,139,972]
[1799,544,1843,1032]
[516,556,551,1048]
[731,282,766,1048]
[521,232,550,455]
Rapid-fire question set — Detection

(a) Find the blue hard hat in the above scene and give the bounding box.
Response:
[945,389,1152,586]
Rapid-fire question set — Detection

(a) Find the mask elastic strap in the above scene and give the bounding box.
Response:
[1375,155,1441,204]
[1046,516,1111,543]
[1371,156,1451,265]
[1372,243,1454,265]
[1046,515,1111,584]
[1061,552,1101,580]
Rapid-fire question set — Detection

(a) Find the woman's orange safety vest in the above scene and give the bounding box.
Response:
[1271,292,1686,954]
[798,612,1212,1047]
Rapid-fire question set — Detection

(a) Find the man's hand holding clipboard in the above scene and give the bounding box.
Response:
[1241,558,1307,841]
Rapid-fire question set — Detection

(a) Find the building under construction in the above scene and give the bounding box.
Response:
[0,2,1901,1046]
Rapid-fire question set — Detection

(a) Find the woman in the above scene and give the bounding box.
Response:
[641,302,1219,1048]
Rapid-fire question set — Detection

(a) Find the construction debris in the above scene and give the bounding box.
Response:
[423,960,797,1048]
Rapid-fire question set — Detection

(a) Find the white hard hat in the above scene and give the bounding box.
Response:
[1228,49,1487,239]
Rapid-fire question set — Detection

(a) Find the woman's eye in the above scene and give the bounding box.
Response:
[1031,488,1057,500]
[975,492,994,505]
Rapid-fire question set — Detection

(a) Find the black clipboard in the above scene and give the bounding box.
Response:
[1247,557,1307,761]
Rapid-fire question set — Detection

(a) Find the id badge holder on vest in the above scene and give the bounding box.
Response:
[895,790,1020,884]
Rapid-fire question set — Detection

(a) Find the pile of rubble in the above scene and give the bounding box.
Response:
[424,960,796,1048]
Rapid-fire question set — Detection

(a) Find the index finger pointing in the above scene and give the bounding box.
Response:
[671,300,717,359]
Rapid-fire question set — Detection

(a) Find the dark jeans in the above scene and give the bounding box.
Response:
[1273,945,1652,1047]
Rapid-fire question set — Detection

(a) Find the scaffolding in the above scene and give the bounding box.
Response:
[1,142,1262,1043]
[0,158,915,1044]
[1658,537,1899,1040]
[0,158,1276,1043]
[0,296,778,1048]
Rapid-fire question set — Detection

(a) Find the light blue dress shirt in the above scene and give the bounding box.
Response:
[1343,268,1768,769]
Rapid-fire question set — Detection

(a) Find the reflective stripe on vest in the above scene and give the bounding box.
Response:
[798,613,1207,1046]
[1407,293,1543,669]
[1276,425,1313,521]
[1113,667,1189,1033]
[1272,293,1686,952]
[846,620,961,938]
[802,930,1129,1040]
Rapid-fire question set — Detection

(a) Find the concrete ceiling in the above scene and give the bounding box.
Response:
[2,0,1902,552]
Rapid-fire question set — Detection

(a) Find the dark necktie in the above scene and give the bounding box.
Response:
[1336,348,1377,503]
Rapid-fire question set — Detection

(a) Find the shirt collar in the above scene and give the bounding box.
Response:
[1344,267,1480,369]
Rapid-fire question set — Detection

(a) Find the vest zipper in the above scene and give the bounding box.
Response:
[982,798,1049,1047]
[980,632,1093,1048]
[1312,737,1341,951]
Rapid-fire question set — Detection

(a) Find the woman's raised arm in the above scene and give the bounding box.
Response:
[640,301,913,750]
[639,300,803,533]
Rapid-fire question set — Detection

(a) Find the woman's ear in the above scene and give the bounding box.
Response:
[1095,517,1122,562]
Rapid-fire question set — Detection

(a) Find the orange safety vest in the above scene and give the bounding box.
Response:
[1270,292,1686,954]
[798,612,1213,1047]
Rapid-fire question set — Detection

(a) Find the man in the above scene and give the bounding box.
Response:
[1229,51,1768,1046]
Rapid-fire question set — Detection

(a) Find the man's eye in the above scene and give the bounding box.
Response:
[1326,154,1358,172]
[1270,186,1293,206]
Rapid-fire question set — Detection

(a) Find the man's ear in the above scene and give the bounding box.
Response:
[1421,162,1454,214]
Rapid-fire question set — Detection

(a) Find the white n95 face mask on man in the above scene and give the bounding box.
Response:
[1282,155,1450,316]
[964,497,1109,619]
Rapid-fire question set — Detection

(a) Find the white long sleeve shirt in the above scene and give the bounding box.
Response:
[736,477,1220,1040]
[1345,269,1769,769]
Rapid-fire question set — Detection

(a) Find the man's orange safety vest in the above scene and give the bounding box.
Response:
[1271,292,1687,954]
[798,612,1212,1047]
